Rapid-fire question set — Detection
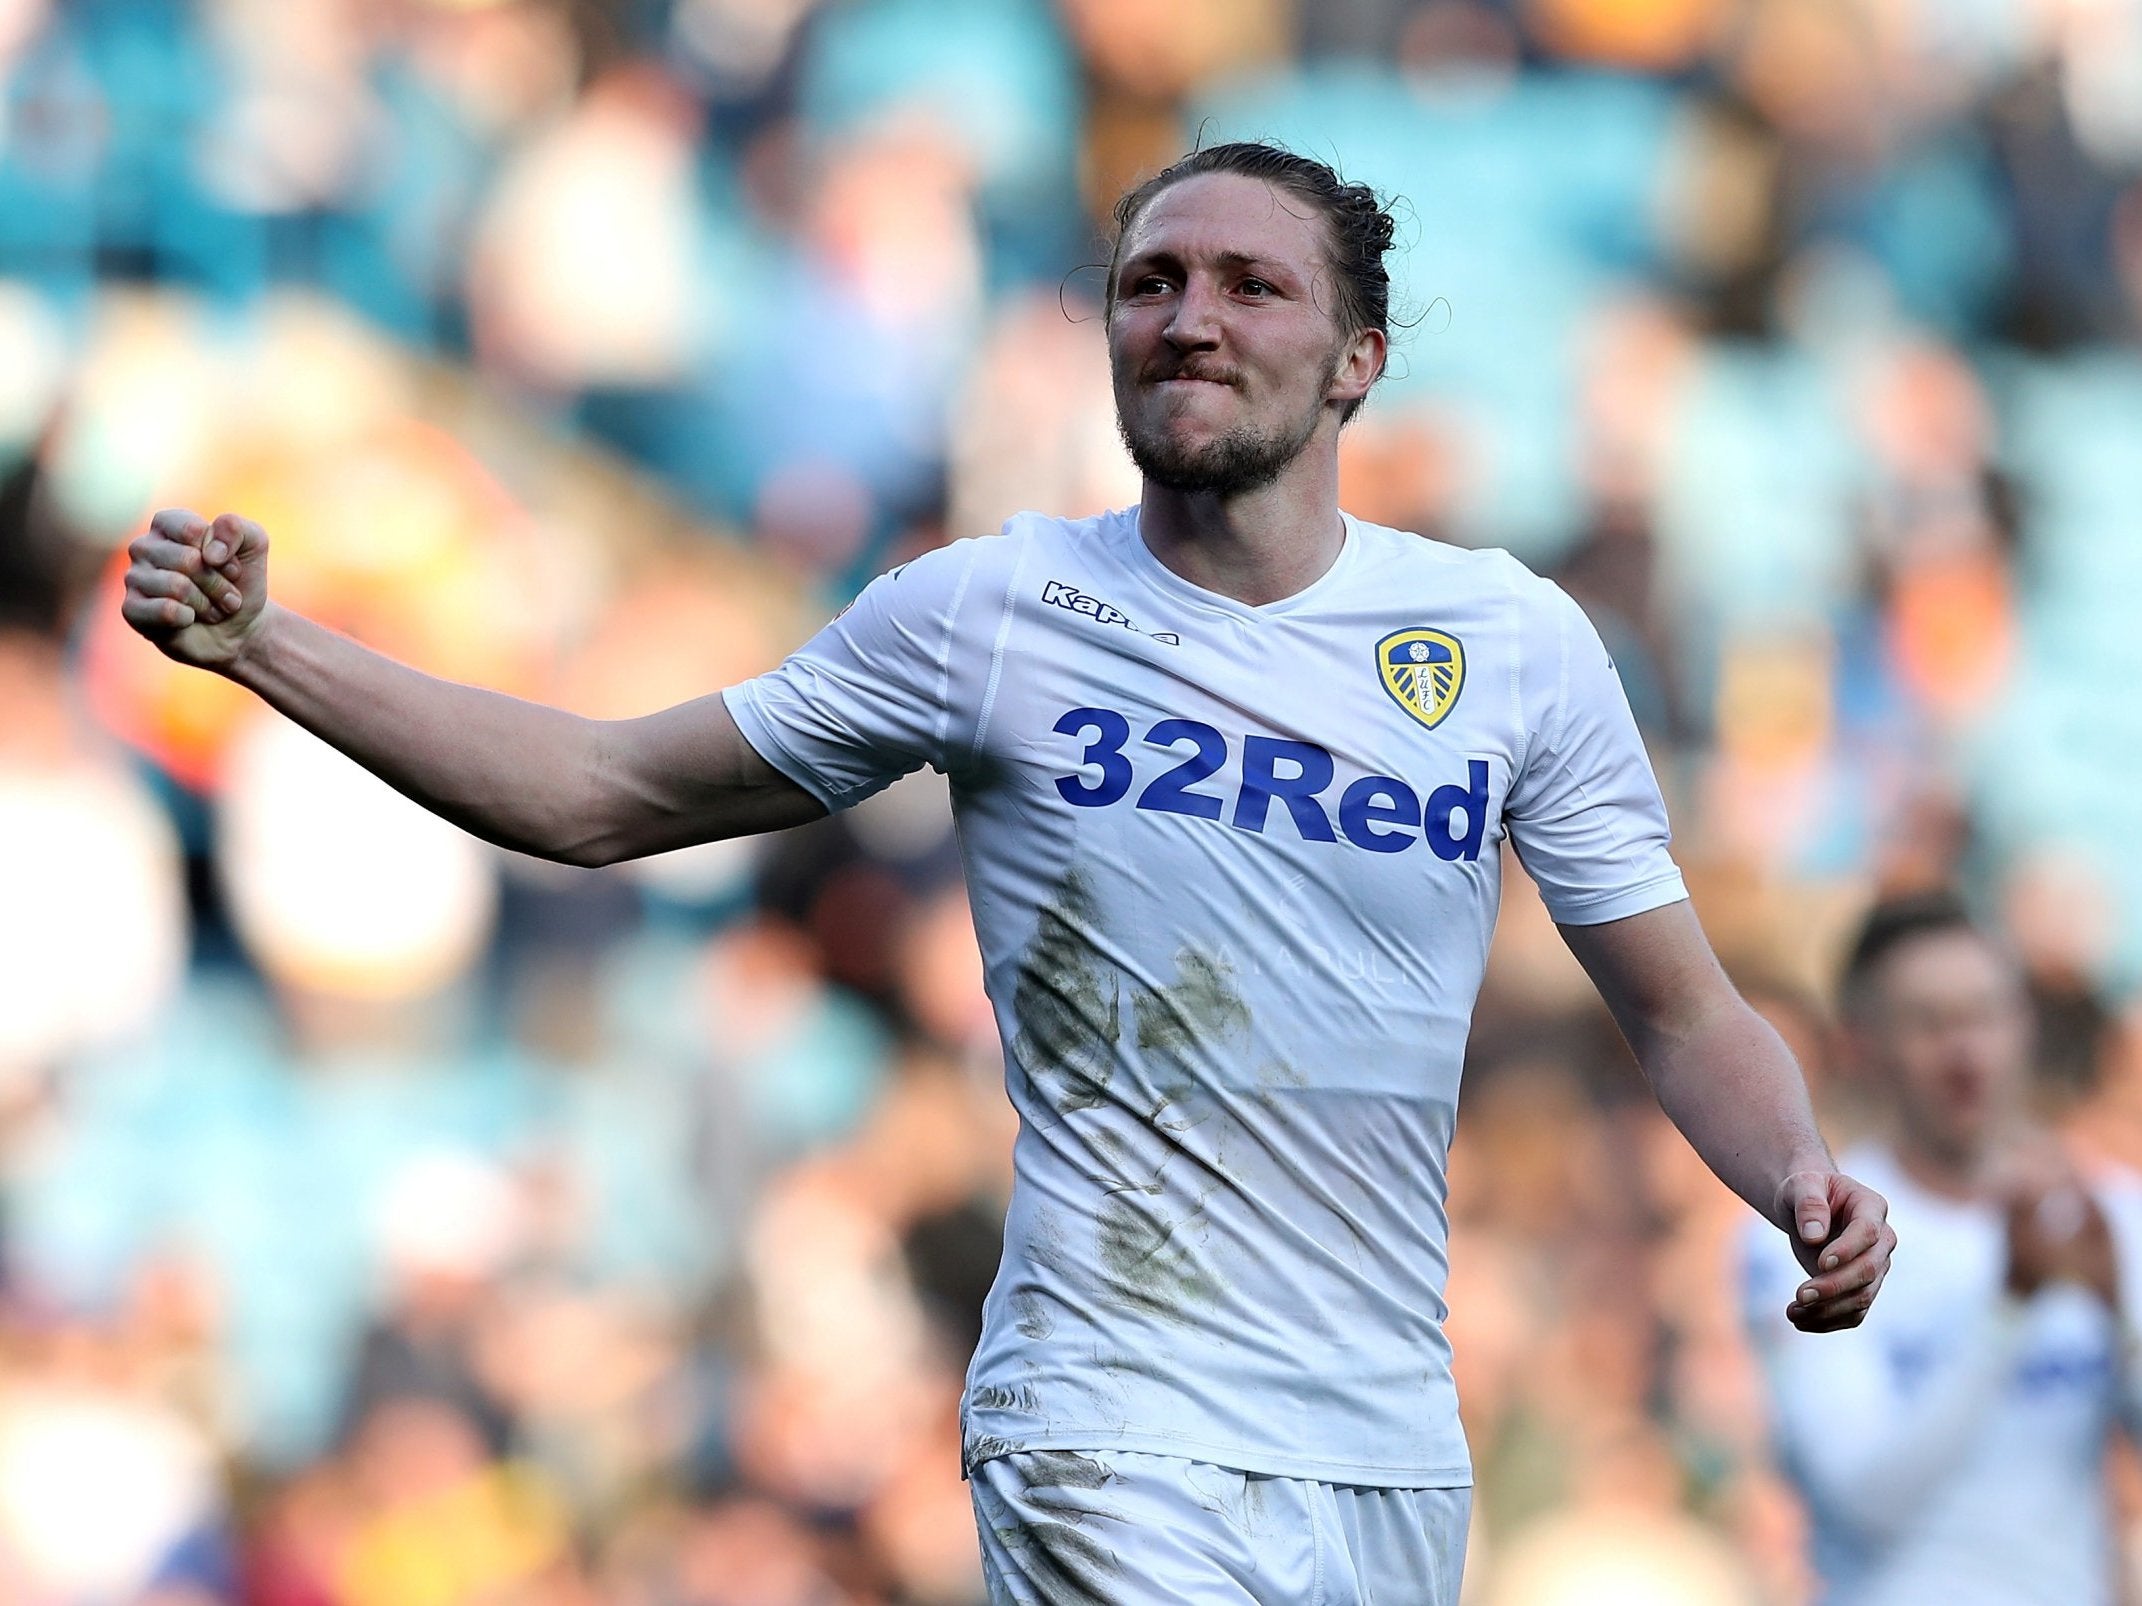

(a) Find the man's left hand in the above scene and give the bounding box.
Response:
[1777,1169,1897,1333]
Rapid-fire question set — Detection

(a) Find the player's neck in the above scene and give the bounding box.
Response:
[1137,458,1346,607]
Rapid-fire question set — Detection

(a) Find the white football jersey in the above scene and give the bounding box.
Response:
[1742,1143,2142,1606]
[728,506,1687,1484]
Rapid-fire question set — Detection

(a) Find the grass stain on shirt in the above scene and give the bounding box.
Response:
[1013,868,1122,1117]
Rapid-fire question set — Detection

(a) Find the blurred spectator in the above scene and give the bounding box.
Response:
[0,1294,231,1603]
[334,1392,571,1606]
[0,628,187,1098]
[338,1150,526,1462]
[1744,893,2142,1605]
[467,62,705,397]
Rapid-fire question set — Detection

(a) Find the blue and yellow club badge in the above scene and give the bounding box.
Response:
[1376,628,1465,730]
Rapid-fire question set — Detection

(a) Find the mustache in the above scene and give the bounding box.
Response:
[1145,361,1243,386]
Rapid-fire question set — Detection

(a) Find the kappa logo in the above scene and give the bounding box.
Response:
[1042,580,1133,627]
[1042,581,1180,645]
[1376,628,1465,730]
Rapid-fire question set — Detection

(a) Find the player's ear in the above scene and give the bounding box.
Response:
[1328,326,1385,408]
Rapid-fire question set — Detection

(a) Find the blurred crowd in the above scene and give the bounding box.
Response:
[8,0,2142,1601]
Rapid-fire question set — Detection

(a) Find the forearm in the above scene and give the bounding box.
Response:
[1632,991,1833,1227]
[224,603,615,863]
[1562,904,1837,1225]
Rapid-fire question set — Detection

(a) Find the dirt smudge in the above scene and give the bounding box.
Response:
[1013,869,1122,1118]
[1133,947,1252,1056]
[1095,1166,1219,1325]
[1017,1449,1117,1492]
[1257,1057,1307,1089]
[1026,1206,1070,1275]
[990,1522,1120,1606]
[971,1382,1041,1415]
[1013,1289,1057,1339]
[986,1451,1125,1606]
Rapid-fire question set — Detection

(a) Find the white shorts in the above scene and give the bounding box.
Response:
[971,1449,1470,1605]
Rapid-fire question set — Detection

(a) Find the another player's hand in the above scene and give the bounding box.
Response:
[1999,1142,2118,1306]
[1777,1168,1896,1332]
[121,508,271,673]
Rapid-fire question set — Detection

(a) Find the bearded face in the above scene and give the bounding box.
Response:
[1105,172,1372,501]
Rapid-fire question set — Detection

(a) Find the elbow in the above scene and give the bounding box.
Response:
[547,838,620,871]
[537,729,648,868]
[511,797,634,870]
[543,814,636,869]
[463,819,618,871]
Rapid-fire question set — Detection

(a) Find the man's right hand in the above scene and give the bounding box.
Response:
[120,508,271,673]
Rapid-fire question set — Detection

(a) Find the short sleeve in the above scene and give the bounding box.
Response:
[1504,575,1687,925]
[724,537,1001,813]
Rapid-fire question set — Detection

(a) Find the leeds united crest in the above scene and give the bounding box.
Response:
[1376,628,1465,730]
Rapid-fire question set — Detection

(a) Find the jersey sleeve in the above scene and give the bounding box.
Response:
[1503,573,1687,925]
[724,536,1007,812]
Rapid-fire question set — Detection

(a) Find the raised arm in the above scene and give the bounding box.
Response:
[121,508,824,865]
[1559,900,1896,1332]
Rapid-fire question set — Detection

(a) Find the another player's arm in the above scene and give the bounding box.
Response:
[120,509,825,864]
[1751,1249,2023,1538]
[1560,900,1895,1332]
[1755,1159,2082,1537]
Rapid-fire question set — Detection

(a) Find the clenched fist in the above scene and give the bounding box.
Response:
[120,509,271,672]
